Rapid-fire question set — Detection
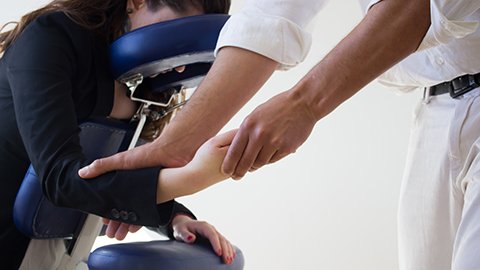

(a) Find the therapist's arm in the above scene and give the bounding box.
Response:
[222,0,431,179]
[78,0,320,178]
[78,50,276,178]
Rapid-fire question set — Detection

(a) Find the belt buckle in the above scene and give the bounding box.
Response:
[423,87,431,104]
[449,74,479,98]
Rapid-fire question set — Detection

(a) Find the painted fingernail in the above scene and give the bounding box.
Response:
[187,236,193,241]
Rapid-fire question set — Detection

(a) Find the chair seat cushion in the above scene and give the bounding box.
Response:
[88,240,244,270]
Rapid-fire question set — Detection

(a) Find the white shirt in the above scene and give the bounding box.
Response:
[216,0,480,92]
[215,0,327,70]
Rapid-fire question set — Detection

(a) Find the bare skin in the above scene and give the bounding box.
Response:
[155,129,236,204]
[80,0,429,261]
[78,0,430,181]
[222,0,431,179]
[100,129,237,264]
[101,0,236,263]
[102,213,237,264]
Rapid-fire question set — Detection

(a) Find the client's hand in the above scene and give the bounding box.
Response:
[156,129,238,204]
[185,129,238,186]
[172,214,236,264]
[102,218,142,241]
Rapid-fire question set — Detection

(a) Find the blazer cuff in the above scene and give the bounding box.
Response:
[150,201,196,239]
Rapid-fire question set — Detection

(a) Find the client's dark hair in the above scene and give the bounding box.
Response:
[0,0,231,53]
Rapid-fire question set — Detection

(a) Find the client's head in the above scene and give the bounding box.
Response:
[0,0,230,53]
[127,0,230,30]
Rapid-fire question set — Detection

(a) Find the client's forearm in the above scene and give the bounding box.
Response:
[156,166,227,203]
[155,131,233,203]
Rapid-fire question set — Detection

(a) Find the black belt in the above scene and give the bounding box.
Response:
[427,73,480,98]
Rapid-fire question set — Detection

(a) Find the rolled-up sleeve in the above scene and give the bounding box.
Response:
[365,0,479,50]
[215,0,327,70]
[418,0,479,50]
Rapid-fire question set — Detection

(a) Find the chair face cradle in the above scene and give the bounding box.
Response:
[13,14,244,270]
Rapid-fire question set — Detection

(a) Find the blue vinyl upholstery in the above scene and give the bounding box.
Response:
[14,14,244,270]
[13,119,134,239]
[110,14,229,86]
[88,241,244,270]
[13,165,86,239]
[14,118,245,269]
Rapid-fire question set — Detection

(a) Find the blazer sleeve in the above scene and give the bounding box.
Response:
[5,13,177,228]
[153,201,197,239]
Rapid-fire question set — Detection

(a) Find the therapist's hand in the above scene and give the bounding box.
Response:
[78,47,278,180]
[222,90,316,179]
[78,141,186,179]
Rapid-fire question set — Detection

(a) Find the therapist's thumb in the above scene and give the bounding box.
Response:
[78,158,114,179]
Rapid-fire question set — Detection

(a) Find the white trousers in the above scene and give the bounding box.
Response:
[19,239,65,270]
[398,88,480,270]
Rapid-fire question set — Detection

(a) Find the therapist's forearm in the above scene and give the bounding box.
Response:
[156,48,278,165]
[295,0,430,121]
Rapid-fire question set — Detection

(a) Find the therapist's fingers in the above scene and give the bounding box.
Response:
[251,145,278,171]
[78,151,130,179]
[230,137,262,180]
[78,143,158,179]
[269,151,289,164]
[78,139,190,179]
[221,129,249,178]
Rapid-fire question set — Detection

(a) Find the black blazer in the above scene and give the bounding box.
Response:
[0,12,191,230]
